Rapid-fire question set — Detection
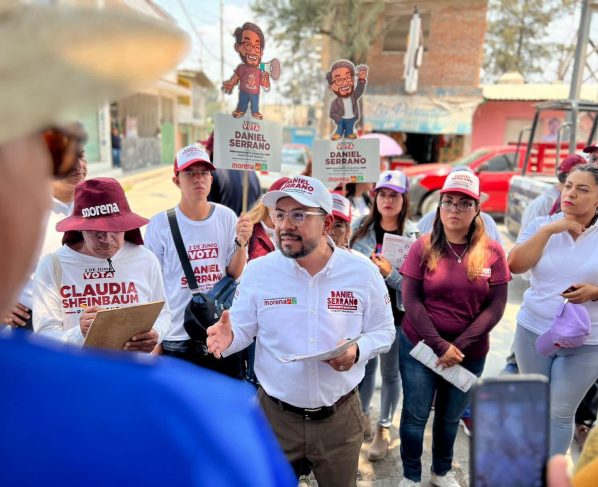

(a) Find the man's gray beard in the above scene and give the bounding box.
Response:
[278,236,318,259]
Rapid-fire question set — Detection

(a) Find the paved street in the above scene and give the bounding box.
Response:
[120,167,527,486]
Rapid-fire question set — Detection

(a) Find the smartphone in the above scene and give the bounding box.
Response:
[563,285,577,294]
[470,375,549,487]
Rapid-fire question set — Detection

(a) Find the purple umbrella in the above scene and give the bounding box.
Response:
[361,133,404,157]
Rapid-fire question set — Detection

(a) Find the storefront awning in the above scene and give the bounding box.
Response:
[365,94,482,135]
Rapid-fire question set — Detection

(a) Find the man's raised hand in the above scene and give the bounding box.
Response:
[206,310,234,358]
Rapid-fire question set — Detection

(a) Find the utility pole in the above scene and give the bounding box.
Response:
[220,0,225,107]
[568,0,593,152]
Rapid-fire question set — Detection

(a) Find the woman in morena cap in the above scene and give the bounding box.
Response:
[397,170,510,486]
[33,177,171,352]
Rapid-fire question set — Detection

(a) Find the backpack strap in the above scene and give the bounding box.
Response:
[167,208,200,295]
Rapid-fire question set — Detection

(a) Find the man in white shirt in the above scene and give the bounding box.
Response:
[144,144,252,378]
[207,175,395,487]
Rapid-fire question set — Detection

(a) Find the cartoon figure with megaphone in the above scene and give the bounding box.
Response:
[222,22,281,120]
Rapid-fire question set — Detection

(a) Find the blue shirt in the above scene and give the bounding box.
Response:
[0,334,295,487]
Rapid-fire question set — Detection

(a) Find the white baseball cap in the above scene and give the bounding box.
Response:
[374,170,409,193]
[440,170,480,200]
[174,144,215,174]
[331,193,351,222]
[262,176,333,214]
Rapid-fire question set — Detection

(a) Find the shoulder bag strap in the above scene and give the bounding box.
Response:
[167,208,200,294]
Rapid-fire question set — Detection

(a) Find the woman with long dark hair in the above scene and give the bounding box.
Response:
[398,171,510,487]
[509,163,598,456]
[350,170,419,461]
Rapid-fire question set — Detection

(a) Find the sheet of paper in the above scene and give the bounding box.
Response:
[83,301,165,351]
[278,335,363,363]
[409,340,478,393]
[381,233,415,269]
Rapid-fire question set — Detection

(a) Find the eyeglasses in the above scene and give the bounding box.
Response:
[270,209,326,226]
[42,126,87,178]
[242,42,261,53]
[333,75,354,86]
[439,200,476,212]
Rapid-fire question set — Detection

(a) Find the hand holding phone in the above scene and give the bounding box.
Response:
[562,285,577,295]
[471,375,549,487]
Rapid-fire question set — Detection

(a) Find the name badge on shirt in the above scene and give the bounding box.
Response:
[327,290,359,313]
[477,268,491,278]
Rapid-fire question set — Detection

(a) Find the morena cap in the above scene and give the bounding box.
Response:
[440,170,480,200]
[174,144,215,174]
[375,170,409,193]
[331,192,351,222]
[262,176,333,214]
[558,154,586,174]
[56,177,148,245]
[535,301,591,357]
[582,145,598,154]
[450,165,488,203]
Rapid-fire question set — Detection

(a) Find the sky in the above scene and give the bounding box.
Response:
[155,0,284,92]
[155,0,598,91]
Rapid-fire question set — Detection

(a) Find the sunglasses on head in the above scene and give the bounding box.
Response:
[42,126,87,178]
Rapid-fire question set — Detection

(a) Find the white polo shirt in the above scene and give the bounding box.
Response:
[224,245,395,409]
[516,213,598,343]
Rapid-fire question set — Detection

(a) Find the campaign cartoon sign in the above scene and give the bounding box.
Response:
[221,22,281,120]
[325,59,369,140]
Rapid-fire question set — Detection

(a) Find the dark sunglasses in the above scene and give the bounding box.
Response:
[42,126,87,178]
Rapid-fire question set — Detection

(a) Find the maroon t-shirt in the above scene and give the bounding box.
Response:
[235,64,262,95]
[400,238,511,359]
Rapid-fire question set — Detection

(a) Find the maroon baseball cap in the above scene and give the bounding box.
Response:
[583,145,598,154]
[174,144,215,174]
[56,177,149,245]
[558,154,586,174]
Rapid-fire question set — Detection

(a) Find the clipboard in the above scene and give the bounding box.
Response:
[83,301,165,351]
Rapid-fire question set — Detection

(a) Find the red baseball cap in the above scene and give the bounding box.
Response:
[331,193,351,222]
[583,145,598,154]
[268,177,290,192]
[56,178,148,245]
[174,144,215,174]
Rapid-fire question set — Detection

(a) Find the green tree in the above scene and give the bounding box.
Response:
[252,0,386,66]
[484,0,579,81]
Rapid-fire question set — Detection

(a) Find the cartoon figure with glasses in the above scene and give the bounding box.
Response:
[326,59,369,140]
[222,22,280,120]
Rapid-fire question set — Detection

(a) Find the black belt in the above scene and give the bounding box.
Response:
[264,388,357,421]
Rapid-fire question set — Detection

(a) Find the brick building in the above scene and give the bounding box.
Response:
[324,0,488,163]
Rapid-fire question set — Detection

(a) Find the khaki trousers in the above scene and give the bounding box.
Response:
[258,388,364,487]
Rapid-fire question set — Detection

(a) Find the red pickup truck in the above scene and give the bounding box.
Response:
[399,143,574,216]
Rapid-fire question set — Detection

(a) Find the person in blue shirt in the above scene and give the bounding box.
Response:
[0,4,294,487]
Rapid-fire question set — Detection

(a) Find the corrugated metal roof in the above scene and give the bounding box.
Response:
[482,84,598,101]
